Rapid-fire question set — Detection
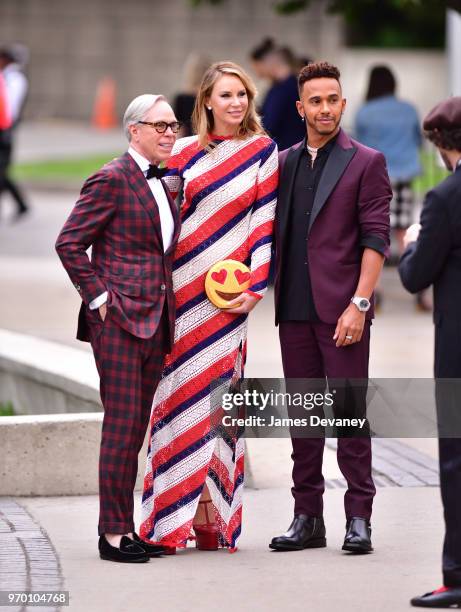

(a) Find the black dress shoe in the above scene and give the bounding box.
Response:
[98,535,149,563]
[411,587,461,608]
[131,532,164,557]
[269,515,326,551]
[342,517,373,553]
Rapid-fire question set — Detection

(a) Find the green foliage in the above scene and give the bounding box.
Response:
[413,149,450,197]
[188,0,223,6]
[189,0,460,13]
[275,0,309,13]
[189,0,458,47]
[0,401,15,416]
[274,0,461,14]
[329,0,446,48]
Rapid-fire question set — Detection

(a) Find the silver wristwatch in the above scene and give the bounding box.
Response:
[351,296,371,312]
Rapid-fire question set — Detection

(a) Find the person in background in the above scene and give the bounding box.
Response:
[0,45,29,220]
[399,96,461,609]
[355,65,428,310]
[250,38,307,150]
[250,39,310,284]
[173,52,210,138]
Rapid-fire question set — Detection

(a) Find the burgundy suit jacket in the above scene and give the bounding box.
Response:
[274,128,391,325]
[55,152,181,350]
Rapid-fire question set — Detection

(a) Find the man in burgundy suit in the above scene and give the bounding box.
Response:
[56,94,181,563]
[270,62,391,553]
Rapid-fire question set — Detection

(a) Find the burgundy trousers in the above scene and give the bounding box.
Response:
[86,305,168,535]
[279,320,376,520]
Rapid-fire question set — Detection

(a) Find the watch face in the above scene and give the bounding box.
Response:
[359,299,369,309]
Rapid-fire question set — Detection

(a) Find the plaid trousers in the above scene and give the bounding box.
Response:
[86,304,168,535]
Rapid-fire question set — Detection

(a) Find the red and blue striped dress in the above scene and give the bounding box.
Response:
[140,133,278,549]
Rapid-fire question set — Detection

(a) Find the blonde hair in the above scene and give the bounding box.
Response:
[192,61,266,149]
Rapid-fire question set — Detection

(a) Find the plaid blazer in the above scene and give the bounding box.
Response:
[56,152,181,350]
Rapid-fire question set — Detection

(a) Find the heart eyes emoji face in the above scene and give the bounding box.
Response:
[205,259,251,309]
[211,269,227,284]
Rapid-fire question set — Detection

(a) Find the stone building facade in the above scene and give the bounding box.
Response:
[0,0,342,119]
[0,0,446,125]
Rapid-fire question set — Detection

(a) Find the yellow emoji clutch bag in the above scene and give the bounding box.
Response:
[205,260,251,309]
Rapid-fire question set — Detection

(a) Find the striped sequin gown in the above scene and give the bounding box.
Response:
[140,133,278,549]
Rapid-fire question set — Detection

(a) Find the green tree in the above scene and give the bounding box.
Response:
[189,0,460,48]
[190,0,461,12]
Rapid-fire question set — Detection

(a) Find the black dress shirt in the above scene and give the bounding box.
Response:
[279,134,338,322]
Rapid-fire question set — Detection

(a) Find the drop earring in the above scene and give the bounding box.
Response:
[207,106,212,110]
[301,116,305,121]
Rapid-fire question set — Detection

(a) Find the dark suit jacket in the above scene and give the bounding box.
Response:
[55,152,181,350]
[399,165,461,376]
[274,128,391,325]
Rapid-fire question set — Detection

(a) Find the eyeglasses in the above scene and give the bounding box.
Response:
[137,121,182,133]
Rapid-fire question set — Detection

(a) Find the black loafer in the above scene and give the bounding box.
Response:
[269,515,326,551]
[131,532,164,557]
[411,587,461,608]
[342,517,373,553]
[98,535,149,563]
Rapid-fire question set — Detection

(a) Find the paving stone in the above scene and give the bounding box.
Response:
[0,498,63,611]
[325,438,440,487]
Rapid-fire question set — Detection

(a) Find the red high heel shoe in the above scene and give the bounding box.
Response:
[193,499,219,551]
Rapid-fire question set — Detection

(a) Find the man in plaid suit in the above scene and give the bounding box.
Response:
[56,94,181,563]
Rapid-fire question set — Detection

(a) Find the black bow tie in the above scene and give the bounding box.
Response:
[145,164,168,180]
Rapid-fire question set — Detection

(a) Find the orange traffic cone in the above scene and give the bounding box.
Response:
[92,76,117,130]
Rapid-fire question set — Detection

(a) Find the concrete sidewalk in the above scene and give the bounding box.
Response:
[2,486,443,612]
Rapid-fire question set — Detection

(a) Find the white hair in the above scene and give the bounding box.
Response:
[123,94,166,141]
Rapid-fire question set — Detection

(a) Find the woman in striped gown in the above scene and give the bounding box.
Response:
[140,61,278,552]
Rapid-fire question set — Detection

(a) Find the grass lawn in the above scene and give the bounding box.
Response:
[10,148,449,191]
[11,153,119,183]
[0,401,15,416]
